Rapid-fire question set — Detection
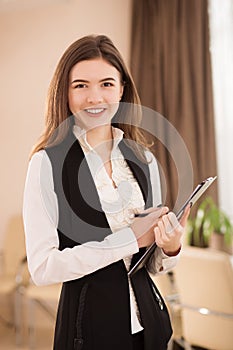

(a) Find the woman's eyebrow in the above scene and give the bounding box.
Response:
[70,79,89,84]
[99,77,116,82]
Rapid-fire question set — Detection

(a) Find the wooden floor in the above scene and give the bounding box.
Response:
[0,303,55,350]
[0,288,57,350]
[0,323,54,350]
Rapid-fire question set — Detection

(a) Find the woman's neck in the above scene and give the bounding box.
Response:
[86,124,113,150]
[85,124,115,182]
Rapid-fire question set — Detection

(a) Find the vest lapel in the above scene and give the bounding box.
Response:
[63,136,110,228]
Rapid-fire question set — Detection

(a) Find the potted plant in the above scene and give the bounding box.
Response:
[186,196,233,253]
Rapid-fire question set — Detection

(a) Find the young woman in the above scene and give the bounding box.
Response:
[23,35,190,350]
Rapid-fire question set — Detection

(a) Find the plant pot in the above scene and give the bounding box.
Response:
[209,232,233,254]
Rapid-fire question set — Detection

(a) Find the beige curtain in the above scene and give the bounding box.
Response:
[131,0,218,211]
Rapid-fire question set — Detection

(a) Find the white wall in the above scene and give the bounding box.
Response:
[0,0,132,246]
[209,0,233,221]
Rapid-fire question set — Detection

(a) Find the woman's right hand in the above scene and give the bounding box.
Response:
[131,206,169,248]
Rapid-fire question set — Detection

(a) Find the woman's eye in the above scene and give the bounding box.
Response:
[102,82,114,87]
[74,84,87,89]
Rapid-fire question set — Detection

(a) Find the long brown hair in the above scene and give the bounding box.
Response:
[31,35,151,159]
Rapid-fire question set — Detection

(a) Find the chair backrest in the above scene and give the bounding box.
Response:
[152,273,174,298]
[174,246,233,350]
[3,215,26,276]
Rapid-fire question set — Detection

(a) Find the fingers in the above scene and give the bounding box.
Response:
[154,212,183,249]
[132,204,190,250]
[165,212,183,233]
[137,206,169,218]
[179,204,191,227]
[141,206,169,230]
[131,206,169,242]
[132,206,169,233]
[154,221,169,246]
[155,212,183,236]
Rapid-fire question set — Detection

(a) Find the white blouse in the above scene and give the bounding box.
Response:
[23,125,179,334]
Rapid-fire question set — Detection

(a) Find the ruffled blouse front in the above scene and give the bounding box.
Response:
[73,125,145,232]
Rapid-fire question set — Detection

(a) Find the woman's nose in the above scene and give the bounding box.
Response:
[86,88,103,104]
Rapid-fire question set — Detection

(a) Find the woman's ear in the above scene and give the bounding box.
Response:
[119,85,124,100]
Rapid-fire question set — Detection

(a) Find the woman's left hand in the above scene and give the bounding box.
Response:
[154,205,191,256]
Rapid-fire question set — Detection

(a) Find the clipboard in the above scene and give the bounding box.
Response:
[128,176,217,277]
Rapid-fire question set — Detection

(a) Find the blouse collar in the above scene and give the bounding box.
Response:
[72,124,124,153]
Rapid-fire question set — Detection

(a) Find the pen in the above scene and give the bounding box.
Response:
[134,204,163,218]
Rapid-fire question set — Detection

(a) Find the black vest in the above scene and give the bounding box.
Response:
[45,130,172,350]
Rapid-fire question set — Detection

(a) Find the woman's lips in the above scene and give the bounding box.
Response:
[84,108,106,117]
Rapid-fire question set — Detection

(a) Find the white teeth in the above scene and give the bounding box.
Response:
[85,108,104,114]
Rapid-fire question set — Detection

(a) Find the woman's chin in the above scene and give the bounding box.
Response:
[74,113,114,131]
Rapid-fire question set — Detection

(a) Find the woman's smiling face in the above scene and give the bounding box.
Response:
[68,58,124,130]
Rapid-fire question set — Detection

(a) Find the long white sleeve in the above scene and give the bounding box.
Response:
[23,151,139,286]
